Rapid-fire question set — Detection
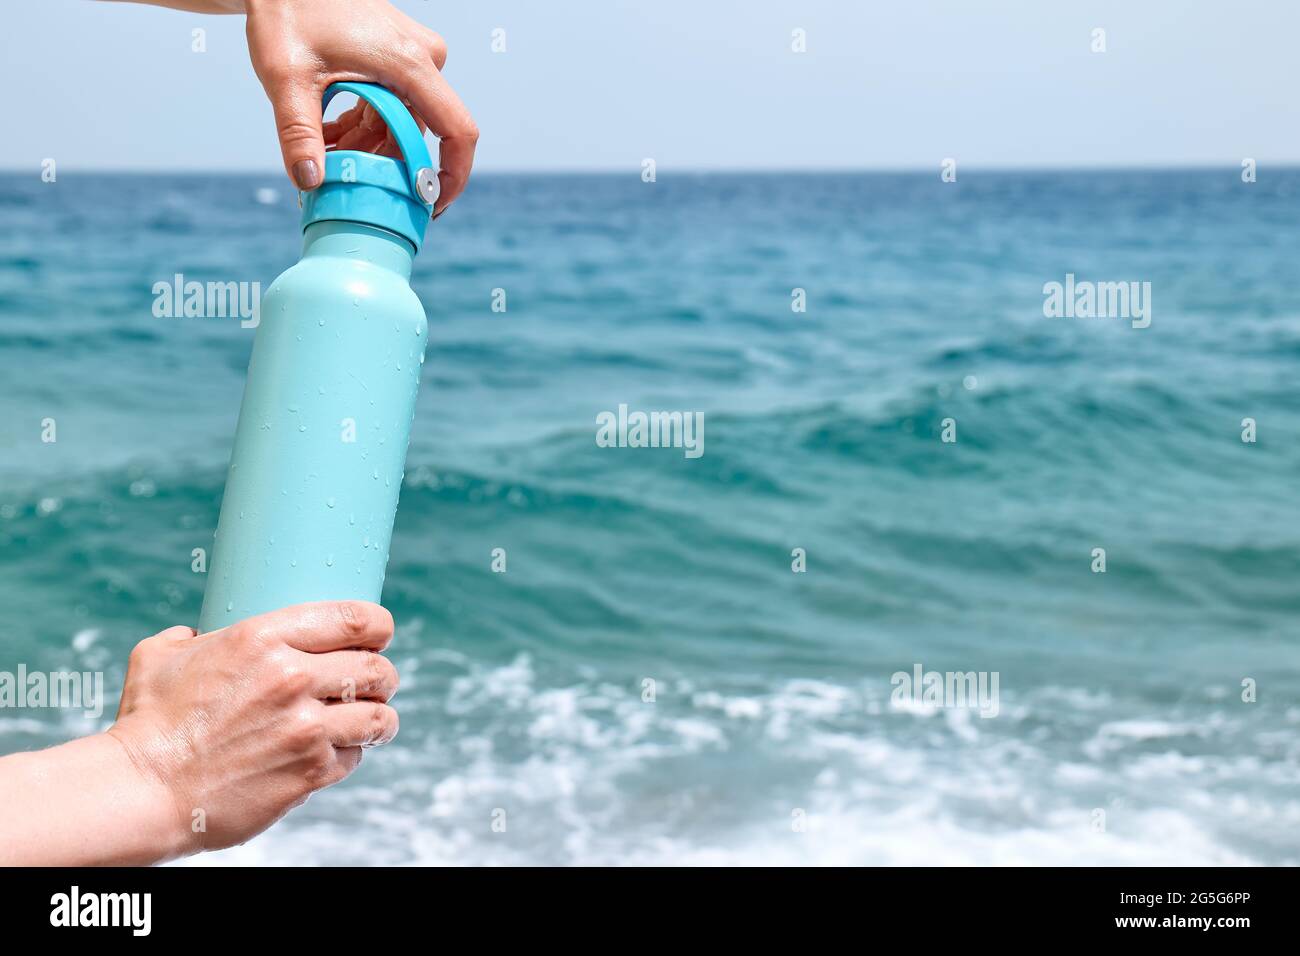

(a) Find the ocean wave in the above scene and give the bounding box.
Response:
[179,654,1292,866]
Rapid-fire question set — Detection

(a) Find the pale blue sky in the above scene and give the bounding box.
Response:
[2,0,1296,172]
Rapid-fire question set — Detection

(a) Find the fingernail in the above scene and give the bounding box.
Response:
[431,203,451,222]
[293,159,321,190]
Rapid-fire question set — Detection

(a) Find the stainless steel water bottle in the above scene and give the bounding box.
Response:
[198,82,439,633]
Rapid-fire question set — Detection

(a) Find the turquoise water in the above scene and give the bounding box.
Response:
[1,170,1298,864]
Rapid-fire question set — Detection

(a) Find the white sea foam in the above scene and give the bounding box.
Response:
[177,656,1294,867]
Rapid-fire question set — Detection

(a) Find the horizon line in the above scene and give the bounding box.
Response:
[1,161,1297,177]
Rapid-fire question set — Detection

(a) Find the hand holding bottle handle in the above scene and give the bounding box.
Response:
[107,1,479,217]
[242,0,478,217]
[321,82,439,215]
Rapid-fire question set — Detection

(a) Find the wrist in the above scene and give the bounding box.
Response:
[100,726,198,863]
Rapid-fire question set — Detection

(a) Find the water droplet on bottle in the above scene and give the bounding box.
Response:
[326,497,336,508]
[298,425,307,433]
[318,318,325,327]
[226,601,233,612]
[348,514,356,526]
[326,555,334,567]
[290,558,298,567]
[372,469,379,480]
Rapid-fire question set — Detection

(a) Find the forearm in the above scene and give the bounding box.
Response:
[100,0,247,14]
[0,733,186,866]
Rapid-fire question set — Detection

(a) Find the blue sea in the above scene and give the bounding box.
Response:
[1,169,1298,865]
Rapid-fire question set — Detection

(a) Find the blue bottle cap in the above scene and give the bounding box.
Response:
[300,82,437,252]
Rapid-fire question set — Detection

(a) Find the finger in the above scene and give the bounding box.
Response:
[335,106,391,154]
[301,649,399,702]
[359,102,388,137]
[391,64,478,216]
[239,601,395,654]
[335,122,389,154]
[268,76,326,190]
[330,103,403,157]
[394,11,448,70]
[322,701,399,748]
[329,99,427,159]
[312,745,363,792]
[334,746,363,780]
[323,101,366,147]
[324,99,366,132]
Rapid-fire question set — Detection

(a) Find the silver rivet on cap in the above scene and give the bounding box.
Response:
[415,167,439,207]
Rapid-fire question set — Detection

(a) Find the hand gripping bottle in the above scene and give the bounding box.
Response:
[198,83,440,633]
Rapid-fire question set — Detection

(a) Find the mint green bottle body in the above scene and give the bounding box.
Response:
[198,83,438,633]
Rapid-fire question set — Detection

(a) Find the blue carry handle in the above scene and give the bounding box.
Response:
[322,82,437,211]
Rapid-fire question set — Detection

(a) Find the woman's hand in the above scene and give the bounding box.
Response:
[244,0,478,216]
[109,0,479,216]
[0,601,399,865]
[108,601,400,857]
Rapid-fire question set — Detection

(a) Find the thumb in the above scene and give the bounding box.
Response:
[154,625,200,642]
[270,78,326,190]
